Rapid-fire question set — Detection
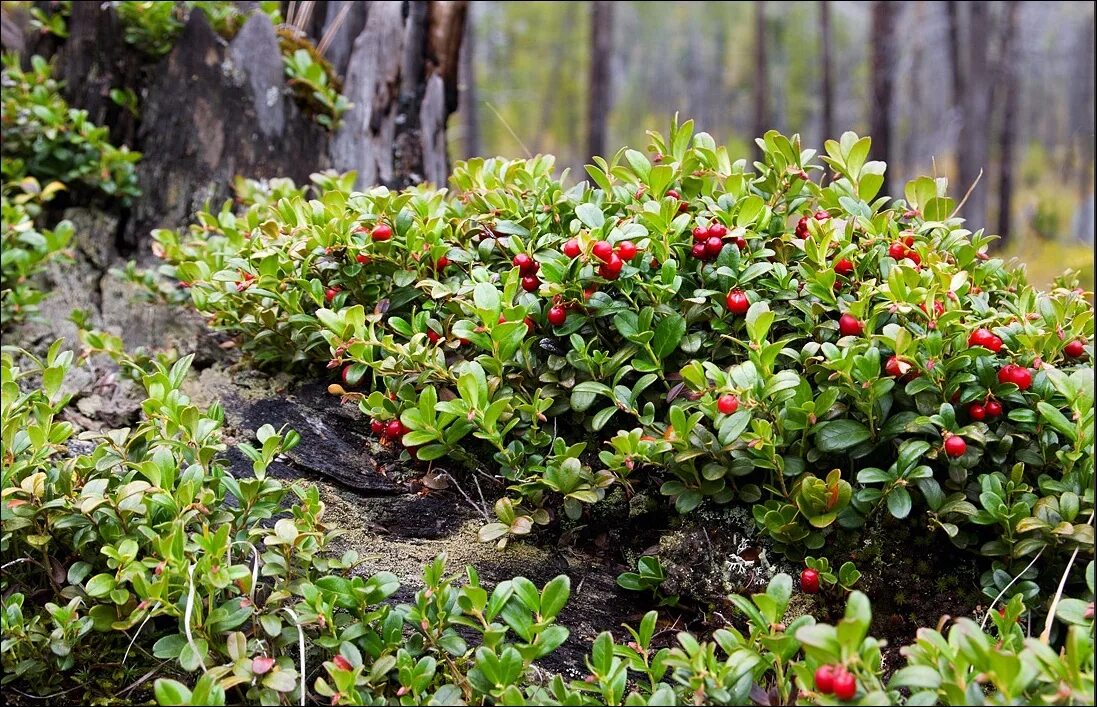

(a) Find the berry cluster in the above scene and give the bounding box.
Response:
[689,221,746,262]
[814,664,858,701]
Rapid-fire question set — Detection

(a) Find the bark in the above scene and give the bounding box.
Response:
[752,1,768,164]
[958,1,992,230]
[457,5,479,159]
[869,1,895,196]
[946,2,964,110]
[586,1,614,162]
[994,2,1020,245]
[819,0,834,142]
[18,1,467,254]
[537,3,578,153]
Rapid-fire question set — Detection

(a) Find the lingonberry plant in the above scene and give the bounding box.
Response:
[2,340,1093,704]
[152,120,1094,577]
[1,177,74,328]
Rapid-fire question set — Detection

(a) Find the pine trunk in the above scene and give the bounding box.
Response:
[869,1,894,197]
[586,1,614,163]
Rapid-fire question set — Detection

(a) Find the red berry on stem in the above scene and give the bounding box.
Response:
[708,222,728,238]
[691,242,708,260]
[834,258,854,276]
[725,289,749,315]
[692,225,709,242]
[325,287,340,302]
[513,253,535,274]
[523,316,536,332]
[705,235,724,258]
[385,420,402,439]
[592,240,614,263]
[888,242,907,259]
[562,239,581,258]
[903,234,916,247]
[547,305,567,327]
[800,568,820,593]
[969,403,986,421]
[665,189,680,200]
[435,256,449,271]
[1065,339,1086,358]
[371,223,392,241]
[985,400,1003,418]
[795,216,810,237]
[885,356,909,378]
[907,251,922,266]
[356,253,371,264]
[521,275,540,292]
[838,314,864,337]
[426,329,441,344]
[617,240,638,261]
[832,669,857,701]
[717,395,739,415]
[1009,365,1033,390]
[944,434,967,458]
[599,252,624,279]
[814,665,837,695]
[370,419,383,434]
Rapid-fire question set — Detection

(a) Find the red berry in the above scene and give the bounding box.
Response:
[885,355,909,378]
[1008,365,1032,390]
[907,251,922,266]
[356,253,371,264]
[692,225,709,242]
[371,223,392,241]
[903,234,916,247]
[521,275,540,292]
[814,665,837,695]
[617,240,638,261]
[795,216,810,237]
[969,404,986,421]
[435,256,449,271]
[592,240,614,263]
[523,316,536,332]
[547,305,567,326]
[325,287,340,302]
[735,236,748,250]
[665,189,680,200]
[370,419,383,434]
[838,314,864,337]
[888,242,907,259]
[832,669,856,701]
[385,420,402,439]
[705,235,724,258]
[426,329,441,344]
[562,239,581,258]
[513,253,535,274]
[717,395,739,415]
[834,258,854,276]
[690,242,708,259]
[968,328,998,351]
[985,400,1003,418]
[1065,339,1086,358]
[459,337,470,346]
[725,289,749,315]
[599,252,624,279]
[708,222,728,238]
[944,435,967,458]
[800,568,820,594]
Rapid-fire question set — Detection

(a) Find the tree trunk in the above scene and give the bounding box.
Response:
[752,1,768,164]
[945,2,964,109]
[958,1,991,230]
[457,4,479,160]
[994,2,1020,246]
[869,2,895,196]
[5,1,467,253]
[819,0,834,142]
[586,1,614,162]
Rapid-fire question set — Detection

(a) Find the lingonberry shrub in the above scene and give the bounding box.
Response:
[154,121,1093,566]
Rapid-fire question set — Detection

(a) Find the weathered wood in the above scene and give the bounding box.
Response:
[125,11,330,252]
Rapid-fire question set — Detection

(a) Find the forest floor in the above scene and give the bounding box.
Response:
[10,225,986,683]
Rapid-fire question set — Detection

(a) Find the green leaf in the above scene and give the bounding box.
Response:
[153,679,192,706]
[814,420,872,453]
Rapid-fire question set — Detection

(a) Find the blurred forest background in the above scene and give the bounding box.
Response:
[452,1,1096,287]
